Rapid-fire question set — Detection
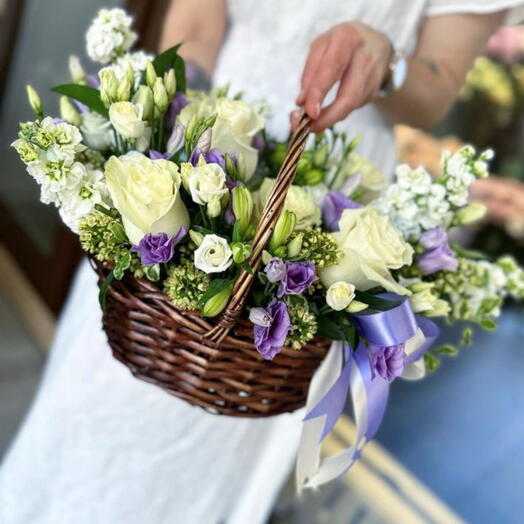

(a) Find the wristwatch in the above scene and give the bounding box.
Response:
[378,41,408,98]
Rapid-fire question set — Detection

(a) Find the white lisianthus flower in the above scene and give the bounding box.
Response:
[80,112,114,151]
[58,169,109,232]
[109,102,145,139]
[104,153,189,244]
[194,234,233,274]
[86,8,137,64]
[320,207,413,295]
[186,162,228,217]
[326,281,356,311]
[259,178,321,229]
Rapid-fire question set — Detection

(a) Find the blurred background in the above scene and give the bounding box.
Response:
[0,1,523,523]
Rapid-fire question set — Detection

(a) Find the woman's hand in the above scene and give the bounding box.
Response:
[295,22,392,132]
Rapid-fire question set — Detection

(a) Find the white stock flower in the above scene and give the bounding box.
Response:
[194,234,233,274]
[396,164,432,194]
[100,50,153,87]
[109,102,145,139]
[86,8,137,64]
[80,112,114,151]
[326,281,356,311]
[184,162,228,217]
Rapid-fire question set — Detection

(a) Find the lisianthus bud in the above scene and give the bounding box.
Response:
[202,283,233,317]
[262,250,273,265]
[270,211,296,252]
[59,96,81,126]
[196,128,212,152]
[296,151,313,175]
[231,242,252,263]
[99,69,119,107]
[26,85,43,117]
[269,143,287,170]
[346,300,368,313]
[189,229,204,247]
[225,152,239,180]
[232,185,254,236]
[133,85,154,120]
[287,233,303,257]
[166,123,185,157]
[164,69,176,98]
[117,71,133,102]
[68,55,86,84]
[153,78,168,112]
[454,202,487,225]
[313,143,328,168]
[302,168,324,186]
[145,61,157,89]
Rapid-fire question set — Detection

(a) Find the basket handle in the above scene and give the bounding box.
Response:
[205,111,312,343]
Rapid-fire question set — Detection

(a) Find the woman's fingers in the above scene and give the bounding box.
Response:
[296,36,329,106]
[310,50,372,132]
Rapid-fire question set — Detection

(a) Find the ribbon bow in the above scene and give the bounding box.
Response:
[296,294,439,491]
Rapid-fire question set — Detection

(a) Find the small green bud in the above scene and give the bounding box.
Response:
[164,68,176,98]
[117,74,132,102]
[26,85,43,117]
[313,143,328,167]
[287,233,303,257]
[261,250,273,265]
[68,55,86,84]
[302,168,324,186]
[269,143,287,170]
[231,242,252,263]
[225,153,239,180]
[232,185,254,236]
[346,300,368,313]
[454,202,486,225]
[296,151,313,175]
[145,61,157,89]
[59,96,81,126]
[133,85,154,120]
[189,229,204,247]
[99,69,119,107]
[270,210,296,252]
[202,283,233,317]
[153,78,168,112]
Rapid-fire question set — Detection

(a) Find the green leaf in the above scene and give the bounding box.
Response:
[424,352,441,373]
[239,261,254,275]
[173,54,186,94]
[354,290,402,312]
[451,243,489,261]
[436,344,459,356]
[113,251,131,280]
[51,84,108,118]
[98,270,115,313]
[198,278,234,309]
[480,317,497,331]
[460,327,473,346]
[144,264,161,282]
[317,315,344,341]
[145,43,186,93]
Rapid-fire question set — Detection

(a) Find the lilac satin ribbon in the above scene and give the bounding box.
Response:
[298,295,439,489]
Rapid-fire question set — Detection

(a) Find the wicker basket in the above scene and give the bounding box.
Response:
[94,113,330,417]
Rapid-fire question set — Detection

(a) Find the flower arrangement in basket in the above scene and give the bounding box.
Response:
[13,8,524,488]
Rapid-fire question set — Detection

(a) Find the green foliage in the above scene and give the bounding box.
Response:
[51,84,108,118]
[164,259,211,311]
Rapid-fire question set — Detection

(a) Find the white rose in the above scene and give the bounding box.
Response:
[104,153,189,244]
[184,162,228,217]
[194,234,233,273]
[326,281,356,311]
[81,112,114,150]
[320,207,413,295]
[259,178,321,229]
[109,102,145,139]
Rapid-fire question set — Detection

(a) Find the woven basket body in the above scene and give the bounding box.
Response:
[95,260,329,417]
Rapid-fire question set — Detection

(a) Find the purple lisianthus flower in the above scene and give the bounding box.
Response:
[252,300,291,360]
[131,227,187,266]
[166,92,189,129]
[265,258,286,283]
[417,226,458,275]
[148,149,168,160]
[252,132,265,152]
[322,192,361,231]
[368,343,405,382]
[277,261,318,297]
[418,243,459,275]
[189,148,226,169]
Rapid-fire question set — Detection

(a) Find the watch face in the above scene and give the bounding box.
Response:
[393,55,408,90]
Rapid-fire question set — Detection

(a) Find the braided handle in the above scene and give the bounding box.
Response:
[205,112,312,343]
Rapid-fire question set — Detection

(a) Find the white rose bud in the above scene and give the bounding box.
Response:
[59,96,81,126]
[68,55,86,84]
[194,234,233,274]
[109,101,145,139]
[326,281,356,311]
[153,78,168,112]
[26,85,43,117]
[454,202,487,225]
[187,163,228,217]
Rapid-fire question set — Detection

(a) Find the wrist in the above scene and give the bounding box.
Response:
[378,38,408,98]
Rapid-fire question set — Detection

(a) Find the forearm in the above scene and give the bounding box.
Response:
[158,0,227,75]
[376,12,507,130]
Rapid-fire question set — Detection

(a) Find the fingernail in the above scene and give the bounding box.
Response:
[314,102,321,119]
[297,88,305,102]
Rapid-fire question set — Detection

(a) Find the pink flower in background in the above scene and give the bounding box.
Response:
[487,25,524,65]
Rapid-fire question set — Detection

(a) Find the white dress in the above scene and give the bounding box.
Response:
[1,1,520,523]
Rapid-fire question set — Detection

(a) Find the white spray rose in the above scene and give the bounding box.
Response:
[184,162,228,217]
[194,234,233,274]
[80,112,114,150]
[326,281,356,311]
[109,102,145,139]
[104,153,189,244]
[259,178,321,229]
[320,207,413,295]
